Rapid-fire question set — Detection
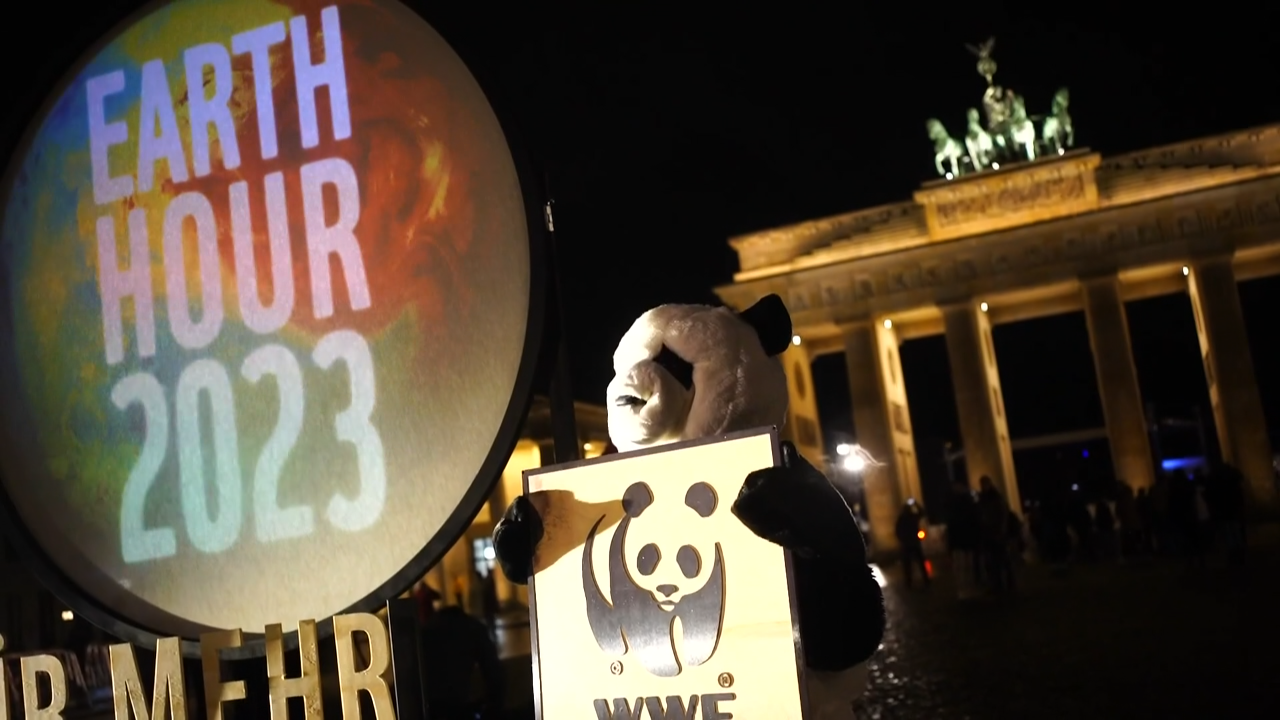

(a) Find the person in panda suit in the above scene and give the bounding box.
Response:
[493,294,886,718]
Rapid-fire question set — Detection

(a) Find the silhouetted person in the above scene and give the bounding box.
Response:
[1007,508,1025,562]
[977,476,1013,593]
[415,582,441,625]
[1067,489,1096,562]
[481,569,500,640]
[1040,485,1072,565]
[1134,487,1154,555]
[1209,463,1247,560]
[1191,472,1213,564]
[895,500,930,589]
[1167,470,1197,557]
[1114,482,1139,559]
[1149,476,1172,555]
[420,604,505,720]
[1094,497,1117,561]
[945,480,981,599]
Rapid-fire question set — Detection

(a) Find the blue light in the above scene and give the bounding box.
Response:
[1081,450,1089,458]
[1161,457,1205,471]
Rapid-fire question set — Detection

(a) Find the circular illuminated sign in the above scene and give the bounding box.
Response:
[0,0,544,645]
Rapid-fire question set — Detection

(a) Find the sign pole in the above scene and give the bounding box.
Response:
[387,598,428,720]
[543,185,580,465]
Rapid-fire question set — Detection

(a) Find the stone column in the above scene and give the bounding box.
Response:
[843,320,921,554]
[942,301,1022,515]
[780,341,825,468]
[1187,258,1277,515]
[1081,275,1156,491]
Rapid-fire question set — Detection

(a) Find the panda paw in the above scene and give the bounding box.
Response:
[730,442,865,561]
[794,555,886,671]
[492,495,544,585]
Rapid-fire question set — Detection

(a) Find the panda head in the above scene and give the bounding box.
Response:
[620,480,721,610]
[606,294,792,452]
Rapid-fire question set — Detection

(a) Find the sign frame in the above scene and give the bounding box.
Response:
[0,0,551,659]
[522,426,813,720]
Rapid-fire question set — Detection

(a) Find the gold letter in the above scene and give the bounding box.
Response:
[332,614,394,720]
[0,633,7,720]
[20,655,67,718]
[109,638,188,720]
[200,629,246,720]
[265,621,323,720]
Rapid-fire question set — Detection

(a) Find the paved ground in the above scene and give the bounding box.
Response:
[855,536,1280,720]
[45,532,1280,720]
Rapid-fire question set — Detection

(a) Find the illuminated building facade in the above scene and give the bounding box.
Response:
[715,124,1280,553]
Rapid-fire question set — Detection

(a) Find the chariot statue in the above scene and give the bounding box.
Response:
[922,38,1079,177]
[965,37,1042,163]
[1007,93,1037,161]
[1041,87,1074,154]
[964,107,995,170]
[926,118,964,177]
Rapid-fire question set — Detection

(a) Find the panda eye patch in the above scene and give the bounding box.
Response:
[684,482,717,517]
[677,546,701,578]
[637,543,661,575]
[652,344,694,391]
[622,482,653,518]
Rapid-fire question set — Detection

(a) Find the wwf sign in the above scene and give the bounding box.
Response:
[524,428,808,719]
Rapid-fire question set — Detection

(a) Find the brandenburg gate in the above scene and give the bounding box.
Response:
[713,44,1280,551]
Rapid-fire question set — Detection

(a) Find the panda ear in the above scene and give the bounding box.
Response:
[738,294,792,357]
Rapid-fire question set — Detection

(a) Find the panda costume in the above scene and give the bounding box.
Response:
[494,294,886,718]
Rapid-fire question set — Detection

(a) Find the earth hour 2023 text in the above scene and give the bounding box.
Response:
[84,5,387,564]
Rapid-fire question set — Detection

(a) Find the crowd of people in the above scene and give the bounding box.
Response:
[1024,463,1248,566]
[889,461,1252,599]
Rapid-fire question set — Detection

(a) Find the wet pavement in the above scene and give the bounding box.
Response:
[855,538,1280,720]
[54,534,1280,720]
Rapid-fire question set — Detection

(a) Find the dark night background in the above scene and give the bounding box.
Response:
[8,2,1280,502]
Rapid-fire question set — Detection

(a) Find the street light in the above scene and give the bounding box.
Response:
[836,443,852,457]
[844,454,866,473]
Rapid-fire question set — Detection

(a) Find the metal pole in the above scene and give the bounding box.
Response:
[543,189,580,465]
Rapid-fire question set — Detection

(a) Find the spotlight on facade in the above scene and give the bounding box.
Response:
[836,443,852,457]
[980,301,989,312]
[991,162,1000,169]
[583,442,593,451]
[1182,266,1190,276]
[883,318,893,329]
[945,172,954,180]
[792,335,801,346]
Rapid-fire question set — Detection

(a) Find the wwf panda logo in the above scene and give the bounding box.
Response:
[582,481,725,678]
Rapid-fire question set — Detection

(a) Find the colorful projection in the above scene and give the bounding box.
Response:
[0,0,536,639]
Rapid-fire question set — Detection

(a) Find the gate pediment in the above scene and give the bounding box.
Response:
[914,152,1101,242]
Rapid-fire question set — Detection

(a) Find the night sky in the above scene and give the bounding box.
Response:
[8,2,1280,489]
[420,4,1280,473]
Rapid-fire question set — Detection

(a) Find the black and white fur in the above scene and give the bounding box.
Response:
[494,294,885,719]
